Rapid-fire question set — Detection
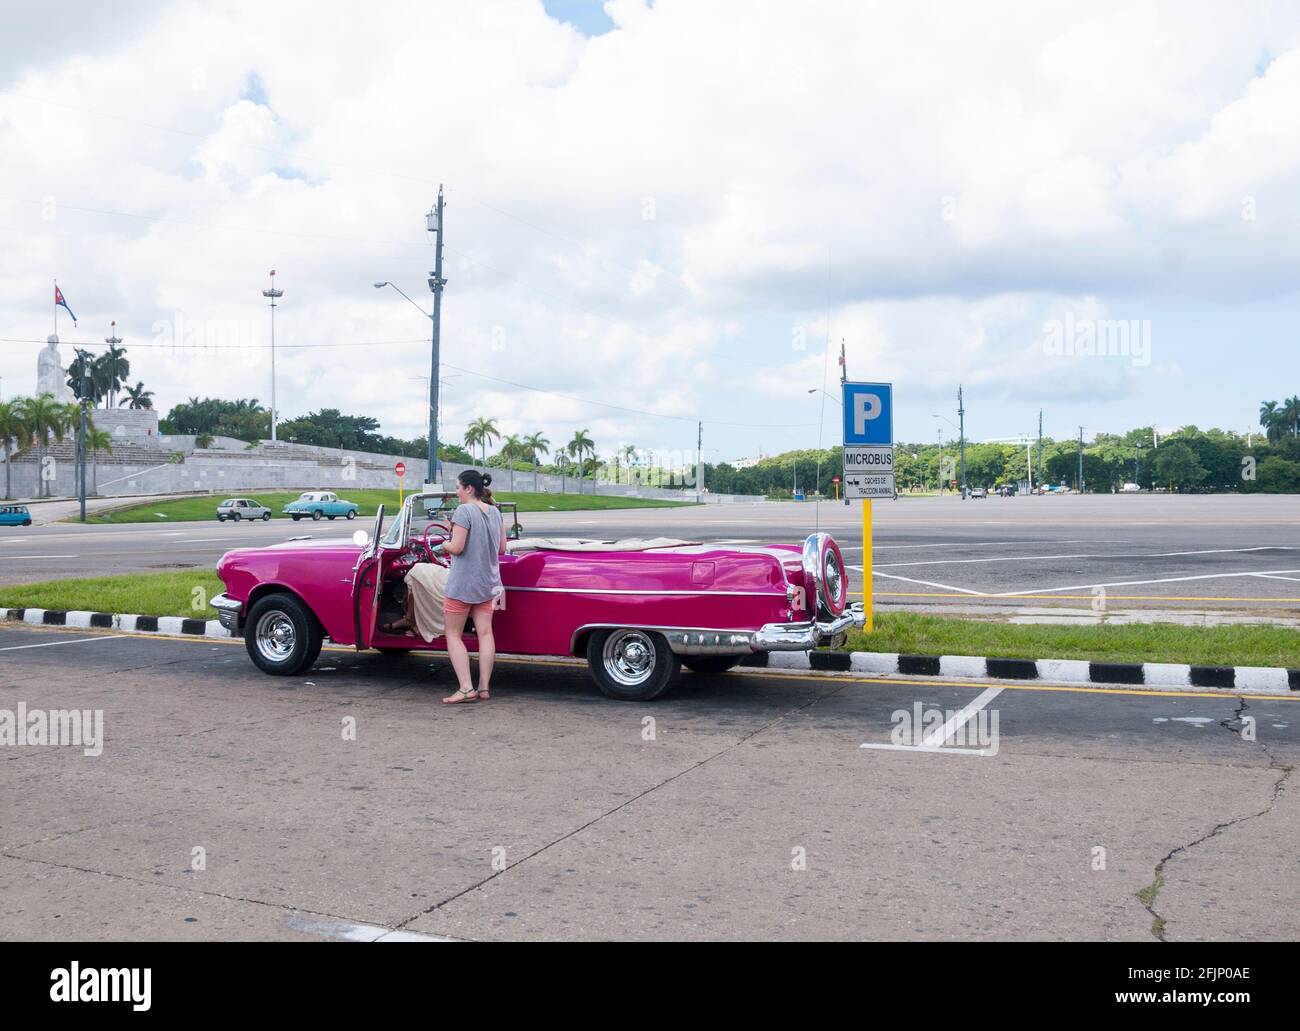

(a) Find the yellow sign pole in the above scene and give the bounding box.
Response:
[862,497,873,632]
[398,475,404,509]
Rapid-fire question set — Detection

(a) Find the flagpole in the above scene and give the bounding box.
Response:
[53,278,57,338]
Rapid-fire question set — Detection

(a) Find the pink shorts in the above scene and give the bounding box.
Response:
[443,597,494,618]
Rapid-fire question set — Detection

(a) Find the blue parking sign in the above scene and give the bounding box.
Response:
[842,382,893,446]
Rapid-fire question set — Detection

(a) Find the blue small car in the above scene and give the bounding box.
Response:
[283,491,359,522]
[0,505,32,527]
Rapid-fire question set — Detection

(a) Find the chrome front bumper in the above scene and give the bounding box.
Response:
[211,593,243,634]
[661,603,867,656]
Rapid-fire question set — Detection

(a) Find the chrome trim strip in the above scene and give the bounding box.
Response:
[568,604,867,657]
[509,586,786,598]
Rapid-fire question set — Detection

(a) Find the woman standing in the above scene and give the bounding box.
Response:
[440,469,506,704]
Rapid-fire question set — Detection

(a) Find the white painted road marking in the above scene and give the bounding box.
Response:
[861,687,1003,756]
[285,916,454,942]
[0,635,126,652]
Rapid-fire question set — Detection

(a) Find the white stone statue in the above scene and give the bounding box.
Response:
[36,335,74,401]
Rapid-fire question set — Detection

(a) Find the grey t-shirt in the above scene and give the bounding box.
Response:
[444,502,503,604]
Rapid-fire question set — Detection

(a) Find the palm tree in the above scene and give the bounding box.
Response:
[95,344,130,409]
[555,445,570,493]
[524,431,550,491]
[123,382,154,410]
[622,444,637,485]
[0,400,29,500]
[464,417,500,467]
[87,427,112,494]
[1286,396,1300,438]
[15,393,68,497]
[66,349,103,406]
[499,433,525,490]
[568,429,594,494]
[1260,400,1284,444]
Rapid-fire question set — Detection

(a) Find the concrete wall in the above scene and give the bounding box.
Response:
[2,447,765,504]
[92,408,160,443]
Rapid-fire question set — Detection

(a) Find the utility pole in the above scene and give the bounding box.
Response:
[937,428,944,492]
[1037,410,1043,488]
[957,384,967,498]
[426,186,447,487]
[1077,426,1085,492]
[839,337,849,505]
[695,421,703,503]
[261,271,283,442]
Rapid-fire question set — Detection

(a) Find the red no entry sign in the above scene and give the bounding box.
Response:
[395,462,406,477]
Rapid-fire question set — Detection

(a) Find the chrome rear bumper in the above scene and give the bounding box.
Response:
[211,593,243,633]
[660,603,867,656]
[752,603,866,651]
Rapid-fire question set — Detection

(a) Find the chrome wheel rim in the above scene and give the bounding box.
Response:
[255,610,296,663]
[602,630,656,687]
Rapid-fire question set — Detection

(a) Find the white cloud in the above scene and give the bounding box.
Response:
[1,0,1298,455]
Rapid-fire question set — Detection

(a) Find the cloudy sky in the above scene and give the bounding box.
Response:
[2,0,1297,464]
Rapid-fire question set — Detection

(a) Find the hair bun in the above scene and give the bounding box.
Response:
[481,473,492,485]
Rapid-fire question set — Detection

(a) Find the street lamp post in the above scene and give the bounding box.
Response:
[261,271,283,442]
[377,188,446,488]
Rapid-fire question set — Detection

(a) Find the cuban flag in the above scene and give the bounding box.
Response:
[55,285,77,324]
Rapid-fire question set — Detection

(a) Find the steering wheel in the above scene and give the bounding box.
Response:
[418,520,451,567]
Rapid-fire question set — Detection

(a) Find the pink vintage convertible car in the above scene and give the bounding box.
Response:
[213,491,864,701]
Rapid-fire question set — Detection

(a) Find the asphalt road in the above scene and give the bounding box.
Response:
[4,494,1300,618]
[1,624,1295,941]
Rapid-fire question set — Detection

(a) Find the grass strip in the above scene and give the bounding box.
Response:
[78,489,694,524]
[846,612,1300,668]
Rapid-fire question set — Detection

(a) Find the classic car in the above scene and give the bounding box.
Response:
[282,491,359,522]
[217,498,273,522]
[213,490,864,701]
[0,504,33,527]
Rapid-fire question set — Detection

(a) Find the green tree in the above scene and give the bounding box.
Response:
[567,429,594,493]
[524,431,550,491]
[0,399,29,500]
[1260,400,1284,444]
[464,417,500,466]
[87,426,112,494]
[94,344,130,408]
[122,382,154,410]
[14,393,68,497]
[1151,441,1207,491]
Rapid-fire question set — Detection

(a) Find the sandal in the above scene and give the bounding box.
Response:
[441,687,478,705]
[381,619,415,634]
[476,688,490,700]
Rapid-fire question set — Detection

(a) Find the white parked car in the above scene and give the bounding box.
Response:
[217,498,273,522]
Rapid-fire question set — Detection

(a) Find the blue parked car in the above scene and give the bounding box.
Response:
[282,491,359,522]
[0,504,32,527]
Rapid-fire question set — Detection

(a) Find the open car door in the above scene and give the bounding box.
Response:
[351,505,384,650]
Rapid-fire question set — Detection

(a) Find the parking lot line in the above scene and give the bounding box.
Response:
[9,624,1296,703]
[0,634,126,651]
[862,590,1300,602]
